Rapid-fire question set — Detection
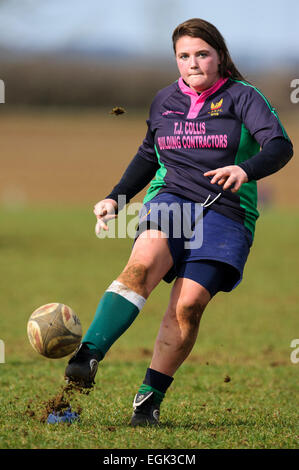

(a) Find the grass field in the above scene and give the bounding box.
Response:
[0,110,298,449]
[0,206,298,449]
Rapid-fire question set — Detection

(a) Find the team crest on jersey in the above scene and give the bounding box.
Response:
[209,98,223,116]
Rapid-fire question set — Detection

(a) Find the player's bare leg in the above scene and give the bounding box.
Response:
[130,277,210,426]
[150,277,211,376]
[65,230,173,387]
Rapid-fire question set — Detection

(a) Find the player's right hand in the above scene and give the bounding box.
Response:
[94,199,118,235]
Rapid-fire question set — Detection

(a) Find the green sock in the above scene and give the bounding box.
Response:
[83,280,146,360]
[138,384,165,405]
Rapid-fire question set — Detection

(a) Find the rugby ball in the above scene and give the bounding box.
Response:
[27,303,82,358]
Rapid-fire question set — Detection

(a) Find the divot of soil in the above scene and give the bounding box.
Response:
[27,382,92,423]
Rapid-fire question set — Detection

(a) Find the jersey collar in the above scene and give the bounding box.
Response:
[178,76,228,119]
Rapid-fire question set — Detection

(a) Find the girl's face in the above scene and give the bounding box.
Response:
[175,36,221,92]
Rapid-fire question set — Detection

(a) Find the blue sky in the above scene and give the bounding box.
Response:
[0,0,298,65]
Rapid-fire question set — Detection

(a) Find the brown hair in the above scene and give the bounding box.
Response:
[172,18,245,81]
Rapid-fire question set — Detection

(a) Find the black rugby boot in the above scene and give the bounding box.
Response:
[64,343,99,388]
[130,391,160,426]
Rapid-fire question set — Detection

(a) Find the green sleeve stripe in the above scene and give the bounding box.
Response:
[230,79,290,140]
[143,145,167,204]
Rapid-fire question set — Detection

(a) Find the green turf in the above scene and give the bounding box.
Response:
[0,205,298,449]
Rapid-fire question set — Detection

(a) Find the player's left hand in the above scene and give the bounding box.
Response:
[204,165,248,193]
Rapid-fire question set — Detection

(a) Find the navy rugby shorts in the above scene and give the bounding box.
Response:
[134,192,253,297]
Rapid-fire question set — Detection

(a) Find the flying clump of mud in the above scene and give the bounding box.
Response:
[109,106,126,116]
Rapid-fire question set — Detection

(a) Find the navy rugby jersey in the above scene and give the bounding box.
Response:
[134,77,291,236]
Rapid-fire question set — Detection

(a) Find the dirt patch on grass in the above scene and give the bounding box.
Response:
[139,347,152,358]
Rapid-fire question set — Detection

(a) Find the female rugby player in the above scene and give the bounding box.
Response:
[65,18,293,426]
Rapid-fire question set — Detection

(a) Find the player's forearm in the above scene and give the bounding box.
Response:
[105,153,159,210]
[237,137,293,181]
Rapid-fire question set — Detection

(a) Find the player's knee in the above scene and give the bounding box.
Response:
[176,297,206,329]
[117,263,149,297]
